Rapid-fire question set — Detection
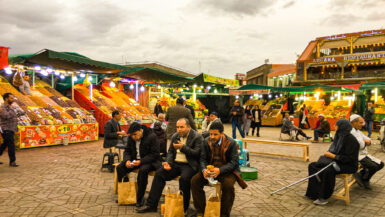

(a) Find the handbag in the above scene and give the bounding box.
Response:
[164,187,184,217]
[204,193,221,217]
[118,175,138,205]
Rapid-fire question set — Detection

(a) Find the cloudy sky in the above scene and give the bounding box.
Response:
[1,0,385,78]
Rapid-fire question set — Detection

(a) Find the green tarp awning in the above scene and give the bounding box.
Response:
[8,49,143,74]
[118,67,194,83]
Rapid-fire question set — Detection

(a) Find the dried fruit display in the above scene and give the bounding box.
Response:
[29,96,49,107]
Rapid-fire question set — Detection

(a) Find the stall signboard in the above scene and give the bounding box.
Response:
[229,89,270,95]
[18,123,99,149]
[203,74,239,86]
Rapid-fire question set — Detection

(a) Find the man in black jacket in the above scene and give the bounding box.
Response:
[184,100,195,119]
[229,100,245,139]
[137,118,202,214]
[191,121,247,217]
[103,110,127,149]
[116,122,161,207]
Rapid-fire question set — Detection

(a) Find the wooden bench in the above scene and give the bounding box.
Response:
[331,166,361,206]
[242,138,310,162]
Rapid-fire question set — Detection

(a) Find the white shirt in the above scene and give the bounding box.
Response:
[351,128,381,164]
[175,133,189,163]
[135,140,141,159]
[19,80,31,95]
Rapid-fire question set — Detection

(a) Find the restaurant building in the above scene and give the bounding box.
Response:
[296,29,385,86]
[246,63,295,86]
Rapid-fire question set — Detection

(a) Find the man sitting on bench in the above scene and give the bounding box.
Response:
[137,118,202,215]
[350,114,384,190]
[191,121,247,217]
[282,113,311,141]
[312,114,331,143]
[116,122,161,207]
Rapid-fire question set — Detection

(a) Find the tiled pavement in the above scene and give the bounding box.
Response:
[0,125,384,217]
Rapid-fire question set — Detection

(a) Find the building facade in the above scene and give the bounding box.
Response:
[296,29,385,85]
[246,64,295,86]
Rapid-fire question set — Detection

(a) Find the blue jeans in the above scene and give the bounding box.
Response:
[366,121,373,137]
[232,120,245,139]
[0,130,16,163]
[314,129,325,141]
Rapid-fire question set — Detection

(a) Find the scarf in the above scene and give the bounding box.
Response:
[328,119,352,154]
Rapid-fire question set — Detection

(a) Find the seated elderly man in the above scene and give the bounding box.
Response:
[350,114,384,190]
[282,113,311,141]
[312,114,331,143]
[151,113,167,131]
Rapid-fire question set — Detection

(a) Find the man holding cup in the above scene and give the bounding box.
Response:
[191,121,247,217]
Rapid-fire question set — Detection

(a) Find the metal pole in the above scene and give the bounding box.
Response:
[270,162,335,195]
[51,72,54,87]
[32,70,35,87]
[71,74,74,100]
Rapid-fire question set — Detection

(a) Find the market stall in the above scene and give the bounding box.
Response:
[360,81,385,122]
[0,74,98,149]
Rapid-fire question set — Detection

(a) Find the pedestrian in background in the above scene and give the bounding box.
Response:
[251,105,262,137]
[242,105,252,136]
[0,93,25,167]
[364,102,375,138]
[229,100,245,139]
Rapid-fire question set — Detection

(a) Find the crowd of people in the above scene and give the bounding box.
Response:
[105,97,247,217]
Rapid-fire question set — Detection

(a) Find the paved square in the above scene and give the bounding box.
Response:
[0,125,384,216]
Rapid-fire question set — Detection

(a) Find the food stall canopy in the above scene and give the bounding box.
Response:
[194,73,239,86]
[8,49,144,74]
[234,83,360,94]
[360,81,385,90]
[118,67,194,83]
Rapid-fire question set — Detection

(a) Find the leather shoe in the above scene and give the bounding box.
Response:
[9,162,19,167]
[363,181,372,190]
[136,199,144,208]
[136,205,157,213]
[354,173,364,187]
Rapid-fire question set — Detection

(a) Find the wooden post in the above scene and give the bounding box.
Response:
[304,64,307,81]
[350,37,353,54]
[317,43,320,58]
[341,62,344,79]
[51,72,54,87]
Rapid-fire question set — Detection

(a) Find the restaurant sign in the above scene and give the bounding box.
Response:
[311,52,385,64]
[344,53,385,61]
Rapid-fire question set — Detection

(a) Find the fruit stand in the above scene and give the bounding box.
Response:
[0,76,98,149]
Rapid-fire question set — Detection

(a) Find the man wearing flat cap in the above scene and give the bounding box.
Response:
[312,114,331,143]
[116,122,161,207]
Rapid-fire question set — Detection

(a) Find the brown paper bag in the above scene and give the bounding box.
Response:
[113,166,118,194]
[164,188,184,217]
[118,176,137,205]
[204,193,221,217]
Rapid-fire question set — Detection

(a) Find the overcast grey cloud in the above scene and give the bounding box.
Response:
[1,0,384,78]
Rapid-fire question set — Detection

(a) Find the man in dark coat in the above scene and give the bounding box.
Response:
[116,122,162,207]
[184,100,195,119]
[364,102,375,138]
[103,110,127,149]
[312,114,331,143]
[165,98,196,139]
[191,121,247,217]
[137,118,202,214]
[229,100,245,139]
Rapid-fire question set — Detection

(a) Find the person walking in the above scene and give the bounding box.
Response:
[242,105,252,136]
[0,93,25,166]
[364,102,375,138]
[251,105,262,137]
[153,100,163,117]
[229,100,245,139]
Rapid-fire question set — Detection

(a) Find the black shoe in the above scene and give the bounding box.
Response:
[136,205,157,213]
[9,162,19,167]
[363,181,372,190]
[257,134,260,137]
[136,199,144,208]
[0,161,3,164]
[354,173,364,188]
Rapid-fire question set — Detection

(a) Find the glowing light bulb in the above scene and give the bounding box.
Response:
[4,67,13,75]
[109,81,115,88]
[73,76,78,82]
[129,84,134,90]
[34,66,41,71]
[60,75,65,79]
[140,86,145,91]
[80,73,86,78]
[54,70,60,76]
